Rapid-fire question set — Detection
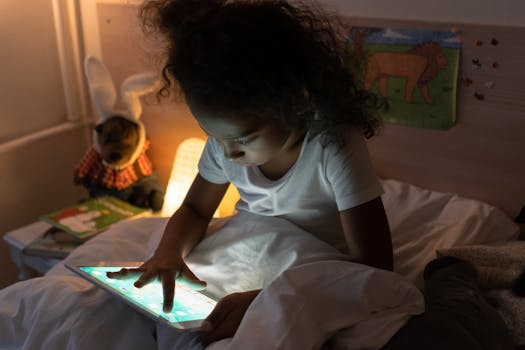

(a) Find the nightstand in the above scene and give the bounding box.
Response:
[4,221,63,280]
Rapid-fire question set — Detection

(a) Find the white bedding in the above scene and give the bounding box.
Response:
[380,179,519,287]
[0,179,519,350]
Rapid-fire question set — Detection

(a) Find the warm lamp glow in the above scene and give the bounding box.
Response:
[162,138,206,217]
[161,138,239,218]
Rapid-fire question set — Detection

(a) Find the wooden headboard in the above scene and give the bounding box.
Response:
[344,18,525,218]
[89,4,525,218]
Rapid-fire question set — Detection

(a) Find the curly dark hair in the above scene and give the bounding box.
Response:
[140,0,382,138]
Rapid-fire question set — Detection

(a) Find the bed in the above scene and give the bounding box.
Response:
[0,178,522,349]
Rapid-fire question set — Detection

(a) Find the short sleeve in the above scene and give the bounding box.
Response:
[325,128,383,211]
[197,137,229,184]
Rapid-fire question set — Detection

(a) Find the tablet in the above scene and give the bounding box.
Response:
[65,261,217,329]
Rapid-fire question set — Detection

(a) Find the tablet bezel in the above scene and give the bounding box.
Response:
[65,261,217,330]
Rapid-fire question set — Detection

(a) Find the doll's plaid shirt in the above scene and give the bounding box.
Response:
[75,140,154,190]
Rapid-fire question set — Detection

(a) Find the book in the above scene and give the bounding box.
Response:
[23,227,82,259]
[39,196,150,240]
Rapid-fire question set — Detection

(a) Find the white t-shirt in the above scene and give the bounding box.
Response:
[198,126,383,254]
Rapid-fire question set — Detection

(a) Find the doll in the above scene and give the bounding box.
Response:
[74,56,164,211]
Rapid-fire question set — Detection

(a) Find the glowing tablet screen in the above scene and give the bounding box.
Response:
[79,266,216,325]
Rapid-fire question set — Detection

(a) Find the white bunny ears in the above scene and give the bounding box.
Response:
[84,55,160,124]
[84,56,161,168]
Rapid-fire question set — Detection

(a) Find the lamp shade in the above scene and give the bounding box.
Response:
[161,138,240,218]
[161,138,206,217]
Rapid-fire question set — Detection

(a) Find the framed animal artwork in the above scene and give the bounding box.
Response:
[346,27,461,130]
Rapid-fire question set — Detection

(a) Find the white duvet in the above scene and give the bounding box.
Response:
[0,179,519,350]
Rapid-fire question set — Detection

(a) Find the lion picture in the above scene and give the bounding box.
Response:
[364,42,448,104]
[347,27,460,130]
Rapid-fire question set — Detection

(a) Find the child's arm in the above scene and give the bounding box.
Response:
[108,174,229,311]
[157,174,229,258]
[339,197,394,271]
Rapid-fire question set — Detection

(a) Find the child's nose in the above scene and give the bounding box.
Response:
[222,142,244,161]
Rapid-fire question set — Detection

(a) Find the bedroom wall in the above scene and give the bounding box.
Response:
[322,0,525,27]
[0,2,90,289]
[0,131,88,289]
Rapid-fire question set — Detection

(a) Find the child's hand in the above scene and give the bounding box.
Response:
[106,253,206,312]
[200,289,261,346]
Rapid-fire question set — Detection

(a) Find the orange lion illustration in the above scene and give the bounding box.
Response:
[364,41,448,104]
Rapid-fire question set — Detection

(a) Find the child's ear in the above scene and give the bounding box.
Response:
[95,124,103,133]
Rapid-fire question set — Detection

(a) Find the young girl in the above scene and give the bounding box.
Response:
[109,0,393,345]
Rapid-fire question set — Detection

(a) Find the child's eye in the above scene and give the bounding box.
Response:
[235,138,251,146]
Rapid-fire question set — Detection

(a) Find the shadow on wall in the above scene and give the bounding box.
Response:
[0,126,89,289]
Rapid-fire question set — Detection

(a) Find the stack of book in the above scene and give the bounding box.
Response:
[23,196,149,259]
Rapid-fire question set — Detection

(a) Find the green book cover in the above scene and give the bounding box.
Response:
[39,196,149,239]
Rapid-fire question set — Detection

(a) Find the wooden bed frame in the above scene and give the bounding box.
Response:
[85,3,525,219]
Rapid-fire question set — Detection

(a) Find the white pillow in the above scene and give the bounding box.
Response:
[381,179,520,288]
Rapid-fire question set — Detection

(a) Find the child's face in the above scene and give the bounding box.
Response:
[189,103,293,167]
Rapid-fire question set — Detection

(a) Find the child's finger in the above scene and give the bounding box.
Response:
[177,265,207,290]
[161,271,175,313]
[133,269,156,288]
[106,268,142,280]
